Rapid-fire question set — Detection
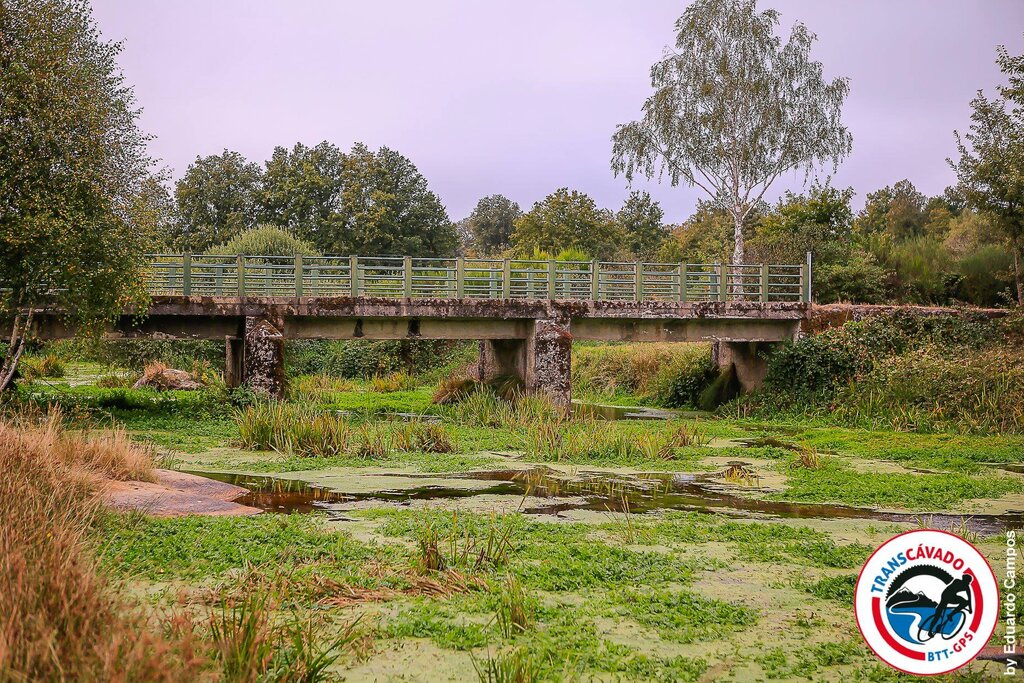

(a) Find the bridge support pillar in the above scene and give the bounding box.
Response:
[243,317,285,398]
[477,316,572,409]
[713,341,773,394]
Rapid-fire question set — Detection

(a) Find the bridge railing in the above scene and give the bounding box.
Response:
[145,253,812,302]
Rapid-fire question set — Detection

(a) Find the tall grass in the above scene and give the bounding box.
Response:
[520,419,708,462]
[572,342,716,407]
[235,403,457,457]
[0,414,198,681]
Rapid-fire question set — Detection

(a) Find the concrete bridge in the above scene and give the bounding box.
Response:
[21,253,813,405]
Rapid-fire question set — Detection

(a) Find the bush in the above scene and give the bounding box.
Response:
[813,250,889,304]
[764,311,996,399]
[19,355,66,381]
[207,224,321,257]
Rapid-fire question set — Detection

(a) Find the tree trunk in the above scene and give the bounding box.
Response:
[0,310,32,392]
[1014,239,1024,306]
[731,211,745,265]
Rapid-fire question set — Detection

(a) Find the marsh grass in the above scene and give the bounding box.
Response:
[208,589,364,683]
[288,374,358,403]
[415,513,516,574]
[472,647,539,683]
[494,575,532,638]
[370,371,417,393]
[520,419,708,463]
[234,403,457,458]
[20,354,67,381]
[0,413,199,681]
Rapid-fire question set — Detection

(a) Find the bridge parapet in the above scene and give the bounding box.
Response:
[146,254,812,303]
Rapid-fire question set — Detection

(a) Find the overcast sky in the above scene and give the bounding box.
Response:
[90,0,1024,223]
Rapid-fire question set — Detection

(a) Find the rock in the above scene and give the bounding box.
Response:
[132,367,202,391]
[101,470,260,517]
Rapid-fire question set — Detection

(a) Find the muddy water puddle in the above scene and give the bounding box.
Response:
[192,466,1024,535]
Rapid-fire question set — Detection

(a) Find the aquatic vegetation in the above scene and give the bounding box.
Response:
[19,354,67,381]
[287,374,357,402]
[370,370,417,392]
[494,575,532,638]
[393,420,457,453]
[472,647,538,683]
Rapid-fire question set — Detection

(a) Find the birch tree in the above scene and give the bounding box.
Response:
[611,0,852,264]
[0,0,153,389]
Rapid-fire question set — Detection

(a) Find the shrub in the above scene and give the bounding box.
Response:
[370,371,417,393]
[207,224,321,257]
[765,311,996,399]
[813,249,889,303]
[19,355,66,381]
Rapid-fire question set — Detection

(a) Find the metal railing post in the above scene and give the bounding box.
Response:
[350,255,359,296]
[635,262,643,301]
[760,263,768,302]
[679,263,687,302]
[403,256,412,297]
[295,254,303,297]
[502,259,511,298]
[590,260,599,300]
[547,260,556,299]
[237,254,246,296]
[182,254,192,296]
[803,251,813,302]
[456,257,465,297]
[717,262,727,302]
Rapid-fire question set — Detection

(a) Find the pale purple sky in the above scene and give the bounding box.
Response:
[91,0,1023,223]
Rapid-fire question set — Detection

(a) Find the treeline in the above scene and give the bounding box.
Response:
[158,147,1016,307]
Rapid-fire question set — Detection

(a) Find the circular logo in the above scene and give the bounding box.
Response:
[855,529,998,676]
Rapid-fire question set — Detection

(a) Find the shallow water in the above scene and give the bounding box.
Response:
[193,466,1024,535]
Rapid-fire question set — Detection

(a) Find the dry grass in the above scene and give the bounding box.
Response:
[0,413,200,681]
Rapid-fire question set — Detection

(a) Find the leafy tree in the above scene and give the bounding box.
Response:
[260,141,345,244]
[617,191,668,260]
[207,224,321,257]
[853,179,929,240]
[611,0,851,264]
[951,37,1024,304]
[750,183,855,265]
[657,201,735,263]
[511,188,625,260]
[173,149,263,251]
[322,144,457,257]
[0,0,155,389]
[464,194,521,255]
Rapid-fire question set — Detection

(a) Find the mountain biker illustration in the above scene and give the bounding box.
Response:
[929,573,973,637]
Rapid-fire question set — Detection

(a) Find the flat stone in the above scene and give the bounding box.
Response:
[101,471,260,517]
[153,468,250,501]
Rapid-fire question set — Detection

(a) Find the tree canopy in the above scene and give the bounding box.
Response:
[173,150,263,251]
[0,0,155,388]
[951,37,1024,304]
[463,194,521,255]
[511,189,625,261]
[611,0,852,264]
[617,191,668,260]
[260,142,345,245]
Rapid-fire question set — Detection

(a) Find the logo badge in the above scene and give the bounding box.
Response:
[855,529,998,675]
